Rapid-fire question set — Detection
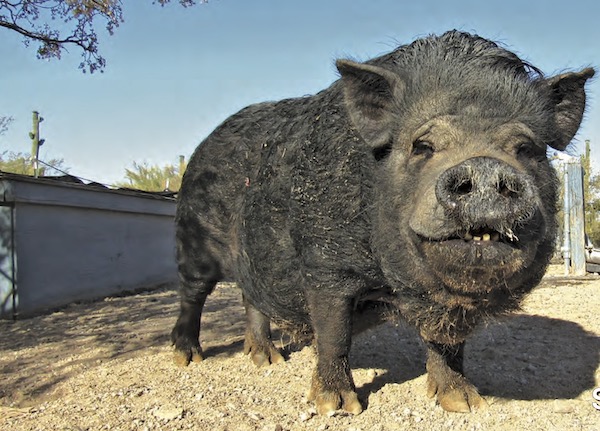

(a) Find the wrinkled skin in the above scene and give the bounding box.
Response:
[171,31,594,415]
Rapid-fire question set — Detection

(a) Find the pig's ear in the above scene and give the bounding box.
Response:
[546,67,595,150]
[336,59,403,148]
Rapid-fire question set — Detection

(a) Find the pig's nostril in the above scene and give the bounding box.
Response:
[452,178,473,195]
[435,170,475,210]
[498,179,520,199]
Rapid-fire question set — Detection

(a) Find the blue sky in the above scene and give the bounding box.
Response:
[1,0,599,185]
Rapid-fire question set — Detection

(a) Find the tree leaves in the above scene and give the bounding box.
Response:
[116,160,186,192]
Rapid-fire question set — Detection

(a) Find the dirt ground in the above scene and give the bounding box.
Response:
[1,264,599,431]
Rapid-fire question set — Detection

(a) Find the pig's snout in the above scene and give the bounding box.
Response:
[435,157,536,230]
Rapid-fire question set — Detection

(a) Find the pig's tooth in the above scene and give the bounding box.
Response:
[473,236,481,241]
[464,232,473,240]
[482,233,491,241]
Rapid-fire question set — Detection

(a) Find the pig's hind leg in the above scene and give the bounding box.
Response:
[242,296,285,367]
[425,341,488,412]
[171,218,222,366]
[171,281,215,366]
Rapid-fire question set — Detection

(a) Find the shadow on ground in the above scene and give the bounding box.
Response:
[467,314,600,400]
[348,313,599,404]
[0,283,245,405]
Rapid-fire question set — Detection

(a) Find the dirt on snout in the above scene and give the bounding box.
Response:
[0,265,599,431]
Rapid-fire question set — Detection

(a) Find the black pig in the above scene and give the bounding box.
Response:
[171,31,594,415]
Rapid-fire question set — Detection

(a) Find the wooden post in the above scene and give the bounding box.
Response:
[567,160,586,275]
[562,164,571,274]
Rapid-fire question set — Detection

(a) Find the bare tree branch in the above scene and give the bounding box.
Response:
[0,1,207,73]
[0,116,13,136]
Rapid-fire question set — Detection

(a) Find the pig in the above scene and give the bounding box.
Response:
[171,30,594,415]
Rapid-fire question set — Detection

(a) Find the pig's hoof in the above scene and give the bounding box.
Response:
[172,345,203,367]
[243,338,285,367]
[426,374,488,412]
[171,323,204,366]
[308,387,363,415]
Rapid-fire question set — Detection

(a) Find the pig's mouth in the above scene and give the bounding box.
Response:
[418,224,521,250]
[416,223,536,295]
[442,226,519,246]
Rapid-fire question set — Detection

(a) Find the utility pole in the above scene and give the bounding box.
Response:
[29,111,45,178]
[179,155,186,176]
[583,140,594,236]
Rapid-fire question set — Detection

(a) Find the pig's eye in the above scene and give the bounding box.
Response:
[516,142,545,161]
[412,140,435,158]
[372,143,393,161]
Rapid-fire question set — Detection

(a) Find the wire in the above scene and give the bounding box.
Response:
[36,158,116,188]
[36,158,71,177]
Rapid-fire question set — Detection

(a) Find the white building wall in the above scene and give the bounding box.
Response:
[0,174,178,318]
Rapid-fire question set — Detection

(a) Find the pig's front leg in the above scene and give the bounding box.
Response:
[306,291,363,415]
[425,341,488,412]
